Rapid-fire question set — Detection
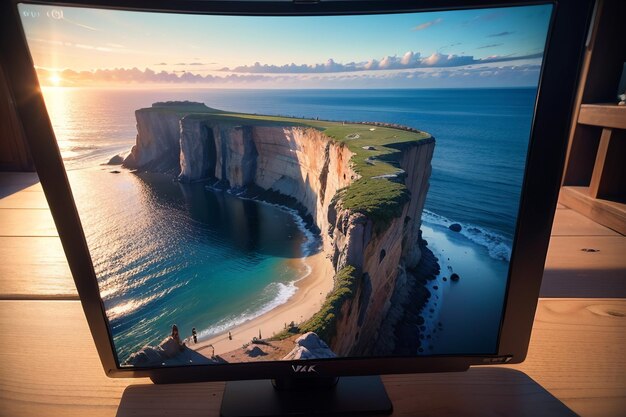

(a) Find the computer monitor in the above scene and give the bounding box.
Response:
[1,0,593,415]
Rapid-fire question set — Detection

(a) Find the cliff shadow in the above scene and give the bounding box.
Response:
[202,125,217,180]
[132,172,320,260]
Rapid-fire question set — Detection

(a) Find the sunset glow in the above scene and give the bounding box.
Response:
[48,73,61,86]
[19,3,551,89]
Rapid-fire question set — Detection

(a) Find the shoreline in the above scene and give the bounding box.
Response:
[190,250,335,358]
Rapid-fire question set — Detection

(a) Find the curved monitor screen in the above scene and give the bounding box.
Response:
[19,3,552,368]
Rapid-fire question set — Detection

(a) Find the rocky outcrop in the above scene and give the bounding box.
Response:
[123,109,182,172]
[124,336,218,367]
[327,140,434,356]
[282,332,337,360]
[128,103,434,357]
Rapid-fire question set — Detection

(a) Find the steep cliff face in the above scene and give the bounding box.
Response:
[123,109,182,172]
[130,105,434,356]
[178,122,356,240]
[329,140,434,355]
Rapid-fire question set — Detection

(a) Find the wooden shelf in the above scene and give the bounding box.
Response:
[578,104,626,129]
[561,1,625,233]
[560,186,626,234]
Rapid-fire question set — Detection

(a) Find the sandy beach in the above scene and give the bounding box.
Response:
[189,250,335,358]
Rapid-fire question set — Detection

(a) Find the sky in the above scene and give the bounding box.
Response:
[18,3,553,88]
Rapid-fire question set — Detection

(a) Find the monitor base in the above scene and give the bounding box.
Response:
[220,375,393,417]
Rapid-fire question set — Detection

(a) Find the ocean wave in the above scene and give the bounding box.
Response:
[196,281,297,341]
[422,210,512,262]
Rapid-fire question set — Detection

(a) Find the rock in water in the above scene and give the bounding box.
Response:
[282,332,337,360]
[450,273,460,282]
[449,223,462,232]
[106,154,124,165]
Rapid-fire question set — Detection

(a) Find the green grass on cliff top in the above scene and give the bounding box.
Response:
[146,102,431,225]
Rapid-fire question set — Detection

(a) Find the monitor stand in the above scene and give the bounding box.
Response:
[220,375,393,417]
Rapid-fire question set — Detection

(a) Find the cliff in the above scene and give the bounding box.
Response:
[125,102,435,356]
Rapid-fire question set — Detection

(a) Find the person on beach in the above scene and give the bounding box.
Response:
[192,327,197,344]
[228,331,232,340]
[158,324,185,359]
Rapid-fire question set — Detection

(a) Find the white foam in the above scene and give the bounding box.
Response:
[190,193,321,342]
[196,281,298,341]
[422,210,512,262]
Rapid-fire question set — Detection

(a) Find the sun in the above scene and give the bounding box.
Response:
[48,73,61,86]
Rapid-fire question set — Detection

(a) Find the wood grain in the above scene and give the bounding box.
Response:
[508,299,626,417]
[541,236,626,297]
[0,236,76,298]
[0,299,624,417]
[550,207,619,236]
[560,187,626,235]
[578,104,626,130]
[0,189,48,209]
[0,208,58,237]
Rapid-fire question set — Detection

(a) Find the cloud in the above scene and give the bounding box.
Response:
[412,18,442,31]
[220,51,542,74]
[422,53,475,67]
[35,63,542,88]
[476,43,503,49]
[488,31,514,37]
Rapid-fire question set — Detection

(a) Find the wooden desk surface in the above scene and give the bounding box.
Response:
[1,172,625,417]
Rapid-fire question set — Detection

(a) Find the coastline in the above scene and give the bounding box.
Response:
[190,250,335,358]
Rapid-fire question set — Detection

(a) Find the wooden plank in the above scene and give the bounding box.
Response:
[579,104,626,130]
[560,186,626,235]
[0,208,57,237]
[588,128,612,198]
[541,236,626,297]
[0,236,76,298]
[0,189,48,209]
[0,299,624,417]
[0,300,143,417]
[0,173,43,199]
[550,206,619,236]
[508,298,626,417]
[0,172,39,187]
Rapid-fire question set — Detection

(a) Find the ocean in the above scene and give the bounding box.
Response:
[42,87,537,359]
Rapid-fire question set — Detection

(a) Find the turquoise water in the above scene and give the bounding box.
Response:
[67,170,315,362]
[44,87,536,359]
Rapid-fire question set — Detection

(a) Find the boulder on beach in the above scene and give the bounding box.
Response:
[124,336,216,367]
[450,273,460,282]
[106,154,124,165]
[449,223,462,232]
[362,145,376,150]
[282,332,337,360]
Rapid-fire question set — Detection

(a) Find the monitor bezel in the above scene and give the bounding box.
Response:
[0,0,593,382]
